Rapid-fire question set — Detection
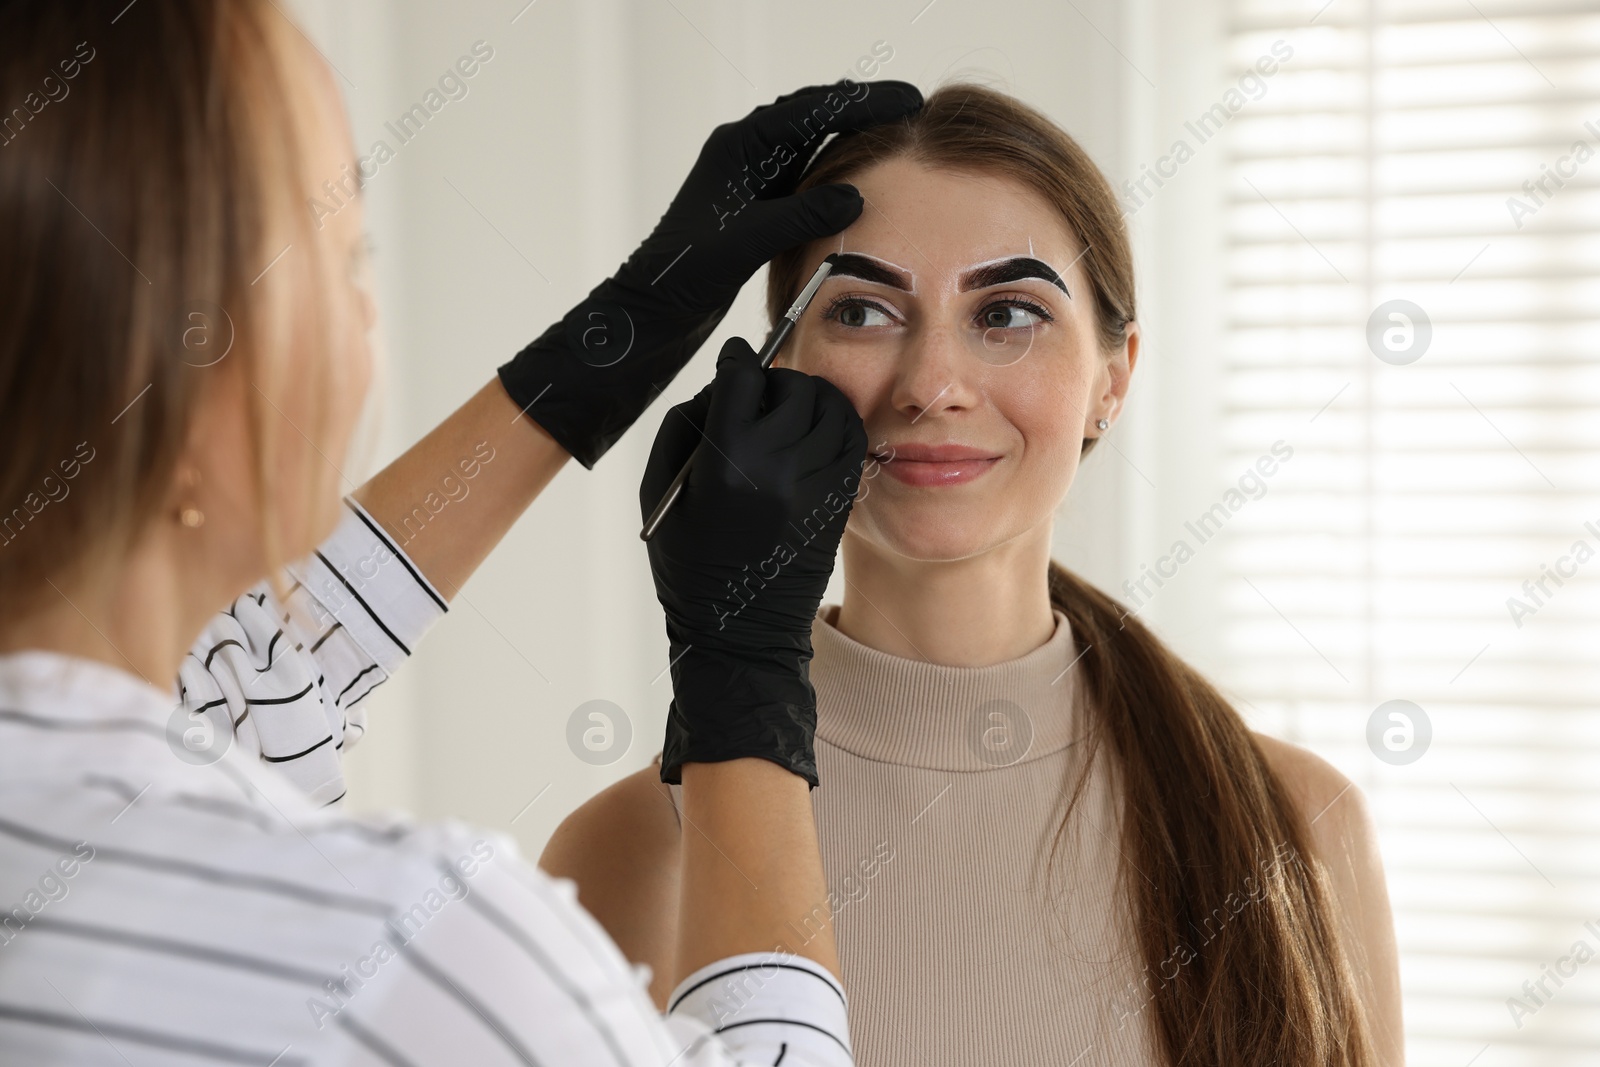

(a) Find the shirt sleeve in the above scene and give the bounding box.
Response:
[174,496,448,805]
[663,954,854,1067]
[332,829,854,1067]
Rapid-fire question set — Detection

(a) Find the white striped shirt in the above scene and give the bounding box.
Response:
[0,503,854,1066]
[176,497,451,807]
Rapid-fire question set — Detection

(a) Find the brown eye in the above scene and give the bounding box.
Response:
[979,299,1050,330]
[823,297,893,329]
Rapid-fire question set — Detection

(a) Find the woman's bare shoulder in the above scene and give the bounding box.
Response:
[539,760,684,1009]
[1252,733,1404,1062]
[540,761,681,875]
[1251,732,1372,844]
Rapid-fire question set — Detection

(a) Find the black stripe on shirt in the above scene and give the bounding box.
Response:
[23,915,333,986]
[246,679,316,707]
[0,1002,310,1066]
[344,680,382,711]
[203,637,245,670]
[315,550,411,657]
[311,620,344,654]
[395,941,542,1066]
[263,735,333,763]
[81,776,277,834]
[200,630,284,673]
[714,1017,851,1057]
[338,664,382,703]
[668,961,847,1014]
[348,502,450,615]
[458,876,632,1067]
[339,1012,427,1067]
[0,815,390,917]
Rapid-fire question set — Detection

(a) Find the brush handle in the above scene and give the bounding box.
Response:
[638,316,797,541]
[637,249,842,541]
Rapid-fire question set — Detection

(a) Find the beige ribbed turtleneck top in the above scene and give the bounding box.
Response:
[801,604,1160,1066]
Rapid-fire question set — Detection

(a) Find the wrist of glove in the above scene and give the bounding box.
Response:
[497,78,921,469]
[642,337,867,787]
[659,647,820,787]
[499,283,732,470]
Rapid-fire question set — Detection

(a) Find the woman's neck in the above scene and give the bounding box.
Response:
[0,525,229,695]
[833,524,1057,667]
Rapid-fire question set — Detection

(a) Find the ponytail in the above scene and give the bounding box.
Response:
[1046,561,1375,1065]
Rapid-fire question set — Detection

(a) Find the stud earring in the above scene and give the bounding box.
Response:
[1095,418,1109,431]
[176,467,204,528]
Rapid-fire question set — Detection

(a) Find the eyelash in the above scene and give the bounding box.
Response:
[818,293,1055,330]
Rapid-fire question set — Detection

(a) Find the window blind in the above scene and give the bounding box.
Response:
[1220,1,1600,1062]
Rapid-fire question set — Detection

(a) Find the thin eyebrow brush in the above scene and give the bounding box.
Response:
[639,253,840,541]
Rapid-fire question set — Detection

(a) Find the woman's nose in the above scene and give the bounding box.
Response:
[890,321,980,422]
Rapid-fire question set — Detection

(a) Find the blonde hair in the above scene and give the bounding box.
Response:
[0,0,341,621]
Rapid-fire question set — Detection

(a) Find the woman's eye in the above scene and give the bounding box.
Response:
[981,301,1047,330]
[827,300,893,328]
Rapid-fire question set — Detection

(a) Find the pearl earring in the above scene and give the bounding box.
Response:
[176,467,204,528]
[1096,418,1109,431]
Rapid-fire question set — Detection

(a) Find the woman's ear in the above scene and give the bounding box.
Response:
[1095,320,1138,426]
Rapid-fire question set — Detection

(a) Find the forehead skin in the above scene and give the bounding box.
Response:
[275,22,359,198]
[803,157,1087,303]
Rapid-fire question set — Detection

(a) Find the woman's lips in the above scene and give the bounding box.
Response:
[875,444,1001,487]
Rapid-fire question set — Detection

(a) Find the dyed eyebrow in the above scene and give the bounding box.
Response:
[826,253,913,292]
[958,256,1069,297]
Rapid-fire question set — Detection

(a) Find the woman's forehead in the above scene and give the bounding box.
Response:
[823,159,1084,288]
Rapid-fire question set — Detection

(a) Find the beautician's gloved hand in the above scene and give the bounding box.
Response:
[499,78,921,468]
[642,336,867,787]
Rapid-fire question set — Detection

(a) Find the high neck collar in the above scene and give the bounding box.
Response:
[810,604,1085,772]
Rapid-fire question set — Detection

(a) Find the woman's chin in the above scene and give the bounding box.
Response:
[848,509,1016,564]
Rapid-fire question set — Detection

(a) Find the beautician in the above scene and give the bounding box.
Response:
[0,1,917,1063]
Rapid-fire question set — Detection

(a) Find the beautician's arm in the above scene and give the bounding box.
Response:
[350,380,565,601]
[677,759,837,978]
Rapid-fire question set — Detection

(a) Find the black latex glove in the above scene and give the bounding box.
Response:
[642,336,867,787]
[499,78,922,469]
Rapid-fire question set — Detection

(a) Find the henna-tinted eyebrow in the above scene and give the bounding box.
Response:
[825,253,913,291]
[958,256,1069,296]
[827,253,1069,298]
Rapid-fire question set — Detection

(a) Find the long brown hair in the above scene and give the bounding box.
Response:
[0,0,330,621]
[767,83,1376,1066]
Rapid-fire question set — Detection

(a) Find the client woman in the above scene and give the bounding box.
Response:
[543,84,1405,1066]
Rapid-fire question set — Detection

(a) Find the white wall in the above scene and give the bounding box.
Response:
[290,0,1162,858]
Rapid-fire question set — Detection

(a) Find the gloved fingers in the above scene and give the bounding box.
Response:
[731,185,864,272]
[816,374,870,461]
[753,366,819,444]
[703,335,769,448]
[733,80,924,193]
[793,375,867,482]
[639,382,714,516]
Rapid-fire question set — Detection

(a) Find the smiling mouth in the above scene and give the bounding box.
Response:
[874,444,1002,488]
